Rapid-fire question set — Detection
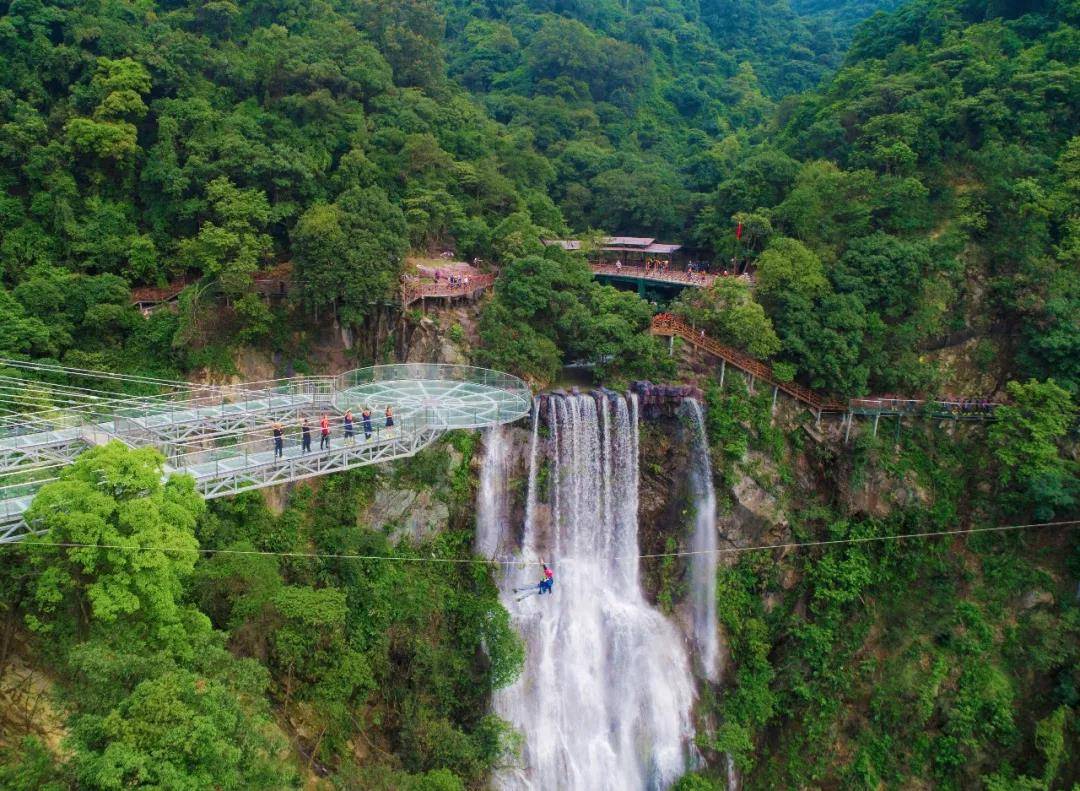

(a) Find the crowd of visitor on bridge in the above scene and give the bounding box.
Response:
[609,256,754,284]
[270,406,396,459]
[611,257,711,283]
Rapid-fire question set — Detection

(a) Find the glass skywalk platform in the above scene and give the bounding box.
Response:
[0,364,531,543]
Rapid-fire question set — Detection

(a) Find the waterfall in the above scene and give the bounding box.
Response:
[681,399,719,682]
[491,393,695,791]
[475,424,510,558]
[682,400,739,790]
[523,401,540,542]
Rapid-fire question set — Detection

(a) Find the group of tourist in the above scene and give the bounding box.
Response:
[433,270,471,288]
[612,257,694,278]
[270,406,395,459]
[683,262,708,283]
[608,257,715,283]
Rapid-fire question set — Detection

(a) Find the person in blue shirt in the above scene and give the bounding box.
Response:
[515,560,554,600]
[343,410,355,444]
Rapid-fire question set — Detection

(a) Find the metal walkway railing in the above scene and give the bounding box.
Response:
[652,314,847,412]
[0,362,532,543]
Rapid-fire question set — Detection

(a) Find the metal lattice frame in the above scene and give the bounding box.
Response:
[0,519,38,543]
[0,433,92,473]
[0,363,531,543]
[195,428,444,499]
[121,397,332,444]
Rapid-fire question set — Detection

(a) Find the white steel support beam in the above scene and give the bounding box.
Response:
[0,363,532,544]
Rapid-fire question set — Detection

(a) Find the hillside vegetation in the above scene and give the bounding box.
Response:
[0,0,1077,788]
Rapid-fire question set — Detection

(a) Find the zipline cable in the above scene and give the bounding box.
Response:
[0,359,210,390]
[4,519,1077,565]
[0,358,332,394]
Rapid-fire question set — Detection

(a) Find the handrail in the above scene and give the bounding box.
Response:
[591,263,719,289]
[652,314,846,412]
[401,273,496,308]
[652,315,1001,416]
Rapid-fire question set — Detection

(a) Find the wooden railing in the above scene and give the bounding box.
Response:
[590,263,721,288]
[401,273,496,308]
[131,278,192,307]
[652,315,1004,418]
[651,314,847,412]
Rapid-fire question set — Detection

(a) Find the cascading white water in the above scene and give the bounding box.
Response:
[492,393,695,791]
[681,400,739,791]
[476,423,510,558]
[681,399,719,682]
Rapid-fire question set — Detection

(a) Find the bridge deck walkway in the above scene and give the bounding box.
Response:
[0,364,532,543]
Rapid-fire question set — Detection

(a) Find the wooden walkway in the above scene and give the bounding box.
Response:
[652,314,846,412]
[650,315,1000,422]
[591,263,719,289]
[401,273,496,309]
[131,278,193,315]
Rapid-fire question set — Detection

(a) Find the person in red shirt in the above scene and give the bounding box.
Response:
[539,560,554,594]
[320,414,330,450]
[513,559,555,600]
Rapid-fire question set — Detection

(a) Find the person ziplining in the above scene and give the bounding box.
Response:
[514,560,554,601]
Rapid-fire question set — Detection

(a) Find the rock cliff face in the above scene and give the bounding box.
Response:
[634,405,949,642]
[363,487,452,546]
[402,307,478,366]
[637,417,795,602]
[404,316,469,365]
[0,644,67,755]
[356,444,464,544]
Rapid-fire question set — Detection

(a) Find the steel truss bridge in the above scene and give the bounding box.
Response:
[0,361,532,543]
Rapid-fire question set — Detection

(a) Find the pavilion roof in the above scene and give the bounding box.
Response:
[602,243,682,254]
[543,237,680,254]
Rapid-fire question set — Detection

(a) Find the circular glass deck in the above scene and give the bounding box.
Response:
[334,364,532,430]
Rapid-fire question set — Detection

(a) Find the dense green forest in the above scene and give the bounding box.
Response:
[0,0,1077,788]
[1,0,1075,395]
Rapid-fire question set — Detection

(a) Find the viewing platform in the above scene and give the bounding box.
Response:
[0,361,531,543]
[401,257,495,308]
[401,272,496,308]
[590,262,718,292]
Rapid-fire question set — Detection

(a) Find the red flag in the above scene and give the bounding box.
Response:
[735,222,743,241]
